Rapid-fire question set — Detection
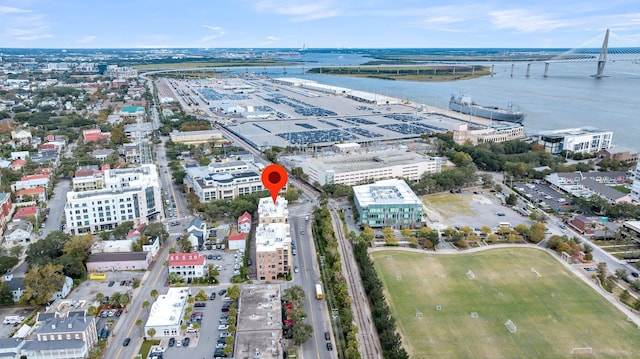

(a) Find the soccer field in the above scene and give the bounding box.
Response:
[372,248,639,358]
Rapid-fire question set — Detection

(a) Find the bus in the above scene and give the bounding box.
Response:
[315,284,323,300]
[498,222,512,228]
[89,273,106,280]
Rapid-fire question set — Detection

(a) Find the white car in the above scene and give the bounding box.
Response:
[151,346,166,353]
[294,266,299,273]
[218,324,229,330]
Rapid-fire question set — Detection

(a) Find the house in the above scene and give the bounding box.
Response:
[21,310,98,359]
[142,236,160,258]
[126,224,145,242]
[3,273,24,303]
[10,151,30,160]
[11,174,50,191]
[11,129,32,141]
[91,148,115,162]
[237,211,252,234]
[186,218,207,249]
[12,206,39,221]
[15,187,46,202]
[227,233,246,251]
[3,219,33,247]
[86,252,152,272]
[167,253,206,281]
[0,338,25,358]
[82,128,110,142]
[581,179,632,204]
[568,215,596,236]
[11,159,26,170]
[0,192,13,228]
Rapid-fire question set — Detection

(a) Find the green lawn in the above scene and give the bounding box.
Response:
[139,339,160,359]
[372,248,639,358]
[422,193,474,217]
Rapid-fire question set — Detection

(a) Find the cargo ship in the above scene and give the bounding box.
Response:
[449,92,525,124]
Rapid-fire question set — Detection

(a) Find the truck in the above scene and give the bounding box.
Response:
[3,316,25,325]
[315,284,323,300]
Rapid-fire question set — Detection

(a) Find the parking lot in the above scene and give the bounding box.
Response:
[0,307,34,337]
[423,190,534,231]
[513,182,575,212]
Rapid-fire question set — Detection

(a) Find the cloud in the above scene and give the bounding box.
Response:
[489,9,571,33]
[259,35,281,46]
[200,25,226,42]
[254,0,339,21]
[0,6,31,15]
[77,35,97,44]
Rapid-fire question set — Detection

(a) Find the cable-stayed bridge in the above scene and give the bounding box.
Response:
[509,29,640,77]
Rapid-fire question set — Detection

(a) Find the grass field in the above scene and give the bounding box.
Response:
[422,193,474,217]
[372,248,639,358]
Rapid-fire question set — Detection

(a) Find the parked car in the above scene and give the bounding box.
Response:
[218,289,227,296]
[209,292,216,300]
[194,302,206,307]
[115,309,123,317]
[182,337,190,347]
[294,266,299,273]
[123,338,130,346]
[108,281,115,287]
[120,280,126,286]
[326,342,333,351]
[325,331,330,340]
[218,324,229,330]
[168,337,175,347]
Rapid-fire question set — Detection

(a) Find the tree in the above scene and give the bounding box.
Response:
[9,245,24,258]
[292,322,313,345]
[19,263,66,305]
[223,344,234,356]
[528,222,547,243]
[283,187,299,202]
[25,231,70,267]
[227,284,241,302]
[150,289,158,300]
[146,328,156,341]
[135,319,144,335]
[143,223,169,244]
[111,221,135,240]
[120,294,130,308]
[87,306,100,317]
[0,282,14,305]
[615,268,628,281]
[505,193,518,206]
[95,292,104,304]
[0,256,19,274]
[142,300,150,313]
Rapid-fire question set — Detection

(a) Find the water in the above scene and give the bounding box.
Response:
[259,53,640,151]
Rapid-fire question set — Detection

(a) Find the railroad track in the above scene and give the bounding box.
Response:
[330,208,381,359]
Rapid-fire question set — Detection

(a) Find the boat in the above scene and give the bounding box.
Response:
[449,92,524,124]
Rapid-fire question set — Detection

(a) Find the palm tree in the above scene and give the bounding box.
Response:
[95,292,104,304]
[110,292,122,308]
[135,319,144,336]
[142,300,150,314]
[119,294,130,311]
[180,323,187,335]
[193,322,201,337]
[187,297,195,305]
[150,289,158,301]
[87,306,100,317]
[146,328,156,341]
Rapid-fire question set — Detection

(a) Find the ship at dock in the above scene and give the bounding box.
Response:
[449,92,525,124]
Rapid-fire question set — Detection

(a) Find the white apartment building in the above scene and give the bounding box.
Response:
[184,161,267,202]
[630,162,640,203]
[286,150,442,186]
[64,164,161,235]
[537,127,613,155]
[255,197,292,281]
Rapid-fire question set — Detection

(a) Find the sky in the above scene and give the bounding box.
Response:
[1,0,640,49]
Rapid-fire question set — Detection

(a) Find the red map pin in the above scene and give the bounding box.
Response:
[261,164,288,204]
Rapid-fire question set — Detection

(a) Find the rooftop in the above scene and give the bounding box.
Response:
[87,252,148,262]
[167,253,205,267]
[146,287,190,327]
[353,179,421,207]
[258,196,288,220]
[255,223,290,252]
[235,284,282,359]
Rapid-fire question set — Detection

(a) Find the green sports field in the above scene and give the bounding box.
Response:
[372,248,639,358]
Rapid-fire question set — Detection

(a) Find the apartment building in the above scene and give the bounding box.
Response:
[255,197,291,281]
[167,253,206,281]
[184,160,266,203]
[353,179,423,229]
[64,164,161,235]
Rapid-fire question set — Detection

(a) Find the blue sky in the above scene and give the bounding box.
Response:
[1,0,639,48]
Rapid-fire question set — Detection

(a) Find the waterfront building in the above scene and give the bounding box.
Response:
[536,127,612,155]
[64,164,161,235]
[353,179,423,229]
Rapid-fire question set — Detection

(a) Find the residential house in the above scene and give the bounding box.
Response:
[12,206,38,221]
[15,187,46,202]
[227,233,246,251]
[186,218,207,249]
[10,151,29,160]
[142,236,160,258]
[21,310,98,359]
[581,179,632,204]
[237,211,252,234]
[0,193,13,228]
[11,129,31,141]
[91,149,115,162]
[3,273,23,303]
[167,253,206,281]
[82,128,110,142]
[11,174,50,191]
[10,159,25,171]
[3,219,33,247]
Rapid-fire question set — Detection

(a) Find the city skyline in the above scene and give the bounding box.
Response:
[0,0,639,49]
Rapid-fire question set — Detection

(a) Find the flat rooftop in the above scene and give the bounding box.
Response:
[235,284,282,359]
[284,148,440,173]
[255,223,290,253]
[258,196,288,219]
[145,287,189,327]
[353,179,422,206]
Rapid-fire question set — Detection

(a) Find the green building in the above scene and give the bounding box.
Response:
[353,179,423,229]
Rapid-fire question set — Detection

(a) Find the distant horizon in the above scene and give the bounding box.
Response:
[4,46,640,51]
[1,1,639,48]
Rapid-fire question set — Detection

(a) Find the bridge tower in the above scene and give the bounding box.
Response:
[592,29,610,78]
